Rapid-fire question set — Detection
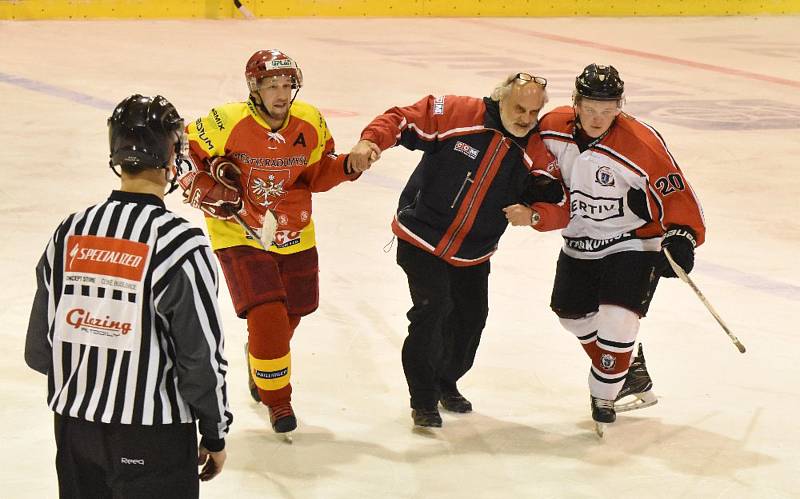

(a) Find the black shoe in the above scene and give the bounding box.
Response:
[439,391,473,413]
[245,342,260,403]
[269,402,297,433]
[411,408,442,428]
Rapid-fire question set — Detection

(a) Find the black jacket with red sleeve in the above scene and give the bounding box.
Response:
[361,95,561,266]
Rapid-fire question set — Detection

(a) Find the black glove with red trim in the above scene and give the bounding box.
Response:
[659,226,696,278]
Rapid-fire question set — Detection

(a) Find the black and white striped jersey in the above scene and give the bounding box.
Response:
[25,190,232,443]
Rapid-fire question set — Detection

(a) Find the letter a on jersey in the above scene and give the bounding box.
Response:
[293,133,306,147]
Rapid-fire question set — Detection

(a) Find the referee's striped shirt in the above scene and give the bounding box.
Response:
[25,190,232,443]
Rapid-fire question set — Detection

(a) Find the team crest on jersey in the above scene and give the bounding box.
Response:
[600,353,616,370]
[595,166,615,186]
[252,175,287,207]
[454,141,479,159]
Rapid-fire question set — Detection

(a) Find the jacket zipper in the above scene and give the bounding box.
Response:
[450,171,473,208]
[440,138,505,257]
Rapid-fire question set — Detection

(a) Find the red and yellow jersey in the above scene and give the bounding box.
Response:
[187,99,358,253]
[539,106,705,259]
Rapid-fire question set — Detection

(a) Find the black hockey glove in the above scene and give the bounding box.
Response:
[659,226,696,278]
[520,175,565,205]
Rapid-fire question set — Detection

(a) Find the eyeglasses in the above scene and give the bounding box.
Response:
[515,73,547,88]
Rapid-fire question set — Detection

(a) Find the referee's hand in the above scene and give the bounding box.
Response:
[198,445,227,481]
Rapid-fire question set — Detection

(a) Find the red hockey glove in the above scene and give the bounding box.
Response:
[180,170,242,220]
[209,157,242,192]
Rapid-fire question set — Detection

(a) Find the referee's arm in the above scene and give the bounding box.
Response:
[25,252,52,375]
[158,247,232,451]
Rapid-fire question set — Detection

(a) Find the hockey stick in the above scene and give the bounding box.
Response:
[229,211,268,251]
[664,248,746,353]
[233,0,255,19]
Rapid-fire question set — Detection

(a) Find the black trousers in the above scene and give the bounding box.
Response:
[396,239,490,410]
[54,414,199,499]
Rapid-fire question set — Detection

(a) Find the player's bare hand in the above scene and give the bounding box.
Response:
[198,446,226,481]
[503,204,535,226]
[348,139,381,172]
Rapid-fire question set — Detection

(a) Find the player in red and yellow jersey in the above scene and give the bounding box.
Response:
[181,49,364,437]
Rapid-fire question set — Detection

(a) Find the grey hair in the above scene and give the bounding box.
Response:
[490,73,549,104]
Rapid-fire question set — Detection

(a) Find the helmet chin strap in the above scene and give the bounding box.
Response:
[109,160,122,178]
[164,166,180,195]
[250,87,301,124]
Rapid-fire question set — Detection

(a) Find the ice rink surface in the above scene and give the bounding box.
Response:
[1,15,799,498]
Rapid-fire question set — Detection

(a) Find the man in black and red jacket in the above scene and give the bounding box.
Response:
[349,73,565,428]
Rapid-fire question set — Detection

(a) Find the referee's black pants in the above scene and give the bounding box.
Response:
[54,414,199,499]
[396,239,490,410]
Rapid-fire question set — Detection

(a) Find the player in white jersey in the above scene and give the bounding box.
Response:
[505,64,706,436]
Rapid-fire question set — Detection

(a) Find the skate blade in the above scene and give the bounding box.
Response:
[594,422,607,438]
[276,431,294,444]
[615,391,658,413]
[412,419,442,434]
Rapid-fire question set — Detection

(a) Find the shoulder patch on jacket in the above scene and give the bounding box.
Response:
[433,96,445,115]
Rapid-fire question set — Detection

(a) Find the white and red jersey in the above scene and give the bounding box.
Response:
[538,106,705,259]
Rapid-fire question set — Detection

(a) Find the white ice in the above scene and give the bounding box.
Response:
[1,16,799,498]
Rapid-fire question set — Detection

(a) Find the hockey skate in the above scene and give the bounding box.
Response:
[245,342,260,403]
[591,396,616,438]
[269,402,297,443]
[615,344,658,413]
[411,408,442,428]
[439,389,473,413]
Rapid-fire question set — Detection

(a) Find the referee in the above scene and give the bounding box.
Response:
[25,94,233,498]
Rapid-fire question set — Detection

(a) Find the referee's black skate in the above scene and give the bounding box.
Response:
[591,396,616,438]
[615,343,658,412]
[411,408,442,428]
[269,402,297,442]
